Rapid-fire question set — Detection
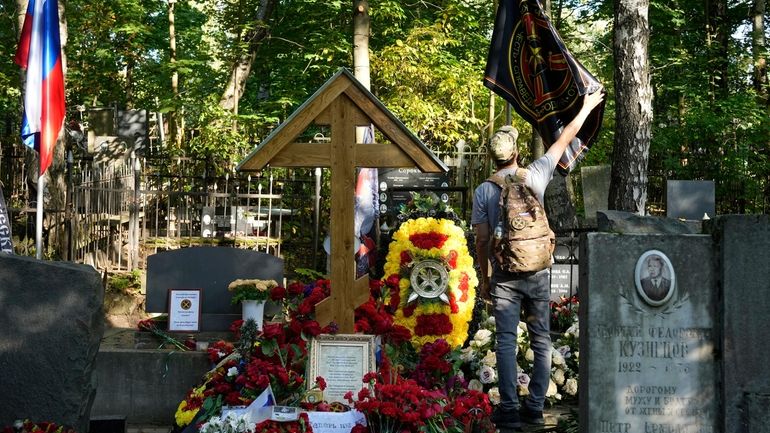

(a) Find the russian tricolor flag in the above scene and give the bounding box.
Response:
[15,0,65,176]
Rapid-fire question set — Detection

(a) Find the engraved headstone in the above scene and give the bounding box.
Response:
[146,247,283,331]
[579,233,717,433]
[581,165,611,225]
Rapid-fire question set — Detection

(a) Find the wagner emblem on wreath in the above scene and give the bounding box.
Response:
[180,299,192,310]
[408,259,449,304]
[382,217,479,349]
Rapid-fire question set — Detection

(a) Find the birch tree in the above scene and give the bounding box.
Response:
[608,0,652,214]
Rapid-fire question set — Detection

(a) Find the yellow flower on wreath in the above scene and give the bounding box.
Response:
[174,384,206,426]
[382,217,478,349]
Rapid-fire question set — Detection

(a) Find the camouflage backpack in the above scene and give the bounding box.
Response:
[487,170,555,273]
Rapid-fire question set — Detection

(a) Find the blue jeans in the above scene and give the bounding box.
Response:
[491,267,552,414]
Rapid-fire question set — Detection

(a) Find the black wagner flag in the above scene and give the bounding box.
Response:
[484,0,605,175]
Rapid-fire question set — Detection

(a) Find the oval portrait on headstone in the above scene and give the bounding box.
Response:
[634,250,676,306]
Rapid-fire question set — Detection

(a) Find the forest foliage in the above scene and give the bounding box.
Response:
[0,0,767,214]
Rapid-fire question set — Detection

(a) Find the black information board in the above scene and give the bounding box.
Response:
[378,168,451,215]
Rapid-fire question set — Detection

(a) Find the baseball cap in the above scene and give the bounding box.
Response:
[488,125,519,163]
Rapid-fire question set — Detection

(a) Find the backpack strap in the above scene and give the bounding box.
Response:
[488,170,542,220]
[486,168,528,188]
[486,174,506,189]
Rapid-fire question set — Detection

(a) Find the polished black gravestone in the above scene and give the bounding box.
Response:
[666,180,715,220]
[145,247,283,331]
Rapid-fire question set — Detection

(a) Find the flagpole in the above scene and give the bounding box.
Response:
[36,173,44,259]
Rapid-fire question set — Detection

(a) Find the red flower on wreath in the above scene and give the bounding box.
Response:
[414,314,453,336]
[446,250,458,269]
[409,232,449,250]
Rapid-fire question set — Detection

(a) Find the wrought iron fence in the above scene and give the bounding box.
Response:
[1,137,767,273]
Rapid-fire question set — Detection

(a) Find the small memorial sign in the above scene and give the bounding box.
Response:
[307,334,376,403]
[550,264,578,301]
[306,410,366,433]
[168,289,201,332]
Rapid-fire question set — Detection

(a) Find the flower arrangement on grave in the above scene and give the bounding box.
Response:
[1,421,77,433]
[345,362,493,433]
[353,279,494,433]
[227,279,279,303]
[137,317,191,351]
[460,309,581,407]
[550,295,579,334]
[173,279,336,430]
[381,215,478,349]
[199,412,254,433]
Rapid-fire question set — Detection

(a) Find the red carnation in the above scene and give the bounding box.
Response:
[262,322,282,339]
[446,250,458,269]
[414,314,453,336]
[269,285,287,301]
[287,281,305,295]
[409,232,449,249]
[315,376,327,391]
[400,250,413,265]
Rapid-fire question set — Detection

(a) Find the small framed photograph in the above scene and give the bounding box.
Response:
[634,250,676,306]
[168,289,202,332]
[307,334,376,403]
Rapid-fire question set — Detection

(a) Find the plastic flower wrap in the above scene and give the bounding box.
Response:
[382,217,478,349]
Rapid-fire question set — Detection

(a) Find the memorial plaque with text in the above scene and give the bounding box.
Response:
[579,234,717,433]
[308,334,376,404]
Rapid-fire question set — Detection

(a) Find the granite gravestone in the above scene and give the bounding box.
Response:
[0,253,104,433]
[581,165,611,225]
[666,180,715,220]
[706,215,770,433]
[146,247,283,331]
[579,234,717,433]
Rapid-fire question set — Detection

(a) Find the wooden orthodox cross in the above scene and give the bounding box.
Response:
[238,68,447,333]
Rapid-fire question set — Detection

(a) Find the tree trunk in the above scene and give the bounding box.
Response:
[353,0,370,91]
[752,0,770,211]
[609,0,652,214]
[353,0,371,141]
[545,174,578,231]
[752,0,767,100]
[219,0,278,111]
[167,0,183,149]
[706,0,729,98]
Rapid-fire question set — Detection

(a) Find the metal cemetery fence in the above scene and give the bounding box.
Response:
[69,157,290,271]
[2,138,766,273]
